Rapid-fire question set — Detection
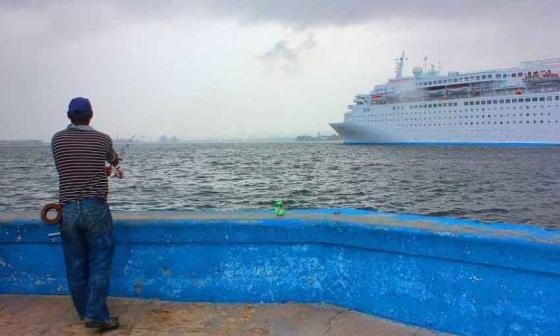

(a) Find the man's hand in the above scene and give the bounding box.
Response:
[114,166,124,178]
[113,153,122,166]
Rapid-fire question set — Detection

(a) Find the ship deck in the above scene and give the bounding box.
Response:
[0,295,444,335]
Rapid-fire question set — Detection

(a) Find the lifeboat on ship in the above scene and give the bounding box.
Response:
[523,71,560,86]
[447,86,471,95]
[427,88,446,97]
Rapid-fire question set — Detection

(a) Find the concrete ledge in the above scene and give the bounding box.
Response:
[1,209,560,335]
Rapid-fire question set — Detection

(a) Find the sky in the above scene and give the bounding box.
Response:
[1,0,560,141]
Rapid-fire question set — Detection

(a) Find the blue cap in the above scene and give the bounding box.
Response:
[67,97,93,119]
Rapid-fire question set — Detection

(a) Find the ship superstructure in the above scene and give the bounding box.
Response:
[330,54,560,144]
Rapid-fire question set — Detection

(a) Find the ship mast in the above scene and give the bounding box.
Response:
[394,51,407,79]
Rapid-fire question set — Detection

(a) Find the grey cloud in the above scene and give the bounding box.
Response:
[2,0,559,37]
[258,34,316,73]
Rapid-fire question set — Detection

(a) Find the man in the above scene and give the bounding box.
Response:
[51,97,120,331]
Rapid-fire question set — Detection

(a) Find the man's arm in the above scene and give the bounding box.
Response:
[106,138,120,166]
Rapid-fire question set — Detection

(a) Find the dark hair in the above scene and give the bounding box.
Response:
[70,114,91,125]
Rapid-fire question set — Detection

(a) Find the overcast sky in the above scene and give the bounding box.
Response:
[1,0,559,141]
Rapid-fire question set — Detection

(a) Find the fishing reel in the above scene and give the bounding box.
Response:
[105,154,125,178]
[105,165,124,178]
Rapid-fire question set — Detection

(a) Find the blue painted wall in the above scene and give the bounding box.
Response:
[1,209,560,335]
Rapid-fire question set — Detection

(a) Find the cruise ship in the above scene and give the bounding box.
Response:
[330,54,560,145]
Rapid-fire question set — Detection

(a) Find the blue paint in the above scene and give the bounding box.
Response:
[343,141,560,147]
[1,209,560,335]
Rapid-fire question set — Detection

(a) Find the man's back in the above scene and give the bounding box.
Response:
[52,125,116,204]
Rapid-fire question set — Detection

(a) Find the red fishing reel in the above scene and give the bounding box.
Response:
[41,203,62,225]
[105,165,124,178]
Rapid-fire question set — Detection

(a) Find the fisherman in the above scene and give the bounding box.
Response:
[51,97,121,331]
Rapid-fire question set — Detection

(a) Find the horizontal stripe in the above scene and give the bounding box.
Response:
[52,128,116,203]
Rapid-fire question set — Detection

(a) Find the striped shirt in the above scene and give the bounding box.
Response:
[51,125,118,204]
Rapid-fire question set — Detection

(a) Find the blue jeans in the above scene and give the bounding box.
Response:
[61,197,115,323]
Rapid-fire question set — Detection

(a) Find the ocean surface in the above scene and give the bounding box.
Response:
[1,143,559,229]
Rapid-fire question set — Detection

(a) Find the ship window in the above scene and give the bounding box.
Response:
[438,80,442,84]
[525,98,530,102]
[443,79,448,83]
[506,99,511,103]
[428,104,433,108]
[464,102,468,106]
[488,74,493,78]
[438,103,442,107]
[487,100,492,104]
[496,74,502,78]
[453,78,458,82]
[532,97,538,102]
[482,75,486,79]
[512,73,517,77]
[499,99,504,103]
[476,76,480,80]
[511,99,517,103]
[556,96,559,100]
[539,97,545,101]
[518,72,522,77]
[443,103,447,107]
[475,101,480,105]
[547,96,552,101]
[493,100,498,104]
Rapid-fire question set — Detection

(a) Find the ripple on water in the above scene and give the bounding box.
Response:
[1,143,560,228]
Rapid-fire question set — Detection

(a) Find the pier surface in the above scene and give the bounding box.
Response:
[0,295,443,335]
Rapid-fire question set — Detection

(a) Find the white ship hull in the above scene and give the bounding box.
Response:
[331,94,560,145]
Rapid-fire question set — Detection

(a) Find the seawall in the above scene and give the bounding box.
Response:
[1,209,559,335]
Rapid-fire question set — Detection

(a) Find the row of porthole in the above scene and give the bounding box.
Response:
[386,95,560,110]
[373,105,559,116]
[352,119,560,125]
[396,120,559,127]
[363,104,558,117]
[352,112,554,123]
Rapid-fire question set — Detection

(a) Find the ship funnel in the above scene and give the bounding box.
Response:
[394,52,407,79]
